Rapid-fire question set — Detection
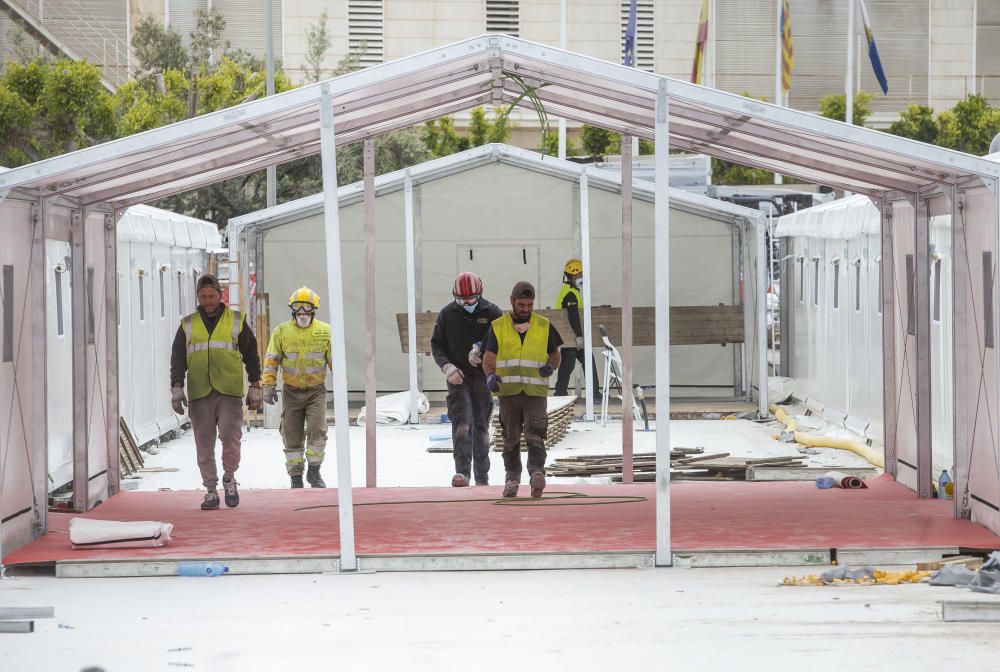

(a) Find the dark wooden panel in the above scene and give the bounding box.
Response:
[396,304,744,353]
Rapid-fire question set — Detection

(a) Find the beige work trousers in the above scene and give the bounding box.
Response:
[279,384,328,476]
[188,390,243,489]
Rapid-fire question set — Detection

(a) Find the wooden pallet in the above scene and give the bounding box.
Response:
[490,396,577,452]
[118,417,144,478]
[547,449,804,482]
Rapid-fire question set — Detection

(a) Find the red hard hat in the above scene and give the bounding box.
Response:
[452,272,483,298]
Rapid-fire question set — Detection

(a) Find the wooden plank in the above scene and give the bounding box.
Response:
[0,607,54,620]
[916,555,984,572]
[396,304,745,353]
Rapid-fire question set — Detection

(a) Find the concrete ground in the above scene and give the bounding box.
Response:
[1,565,997,671]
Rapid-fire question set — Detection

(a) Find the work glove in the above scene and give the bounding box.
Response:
[575,336,585,350]
[486,372,501,393]
[442,363,465,386]
[539,364,554,378]
[263,385,278,405]
[468,341,483,367]
[171,386,187,415]
[247,385,263,411]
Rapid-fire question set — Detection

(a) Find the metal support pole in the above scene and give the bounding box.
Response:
[404,170,419,424]
[881,197,898,477]
[265,0,276,208]
[363,138,377,487]
[71,208,89,512]
[557,0,567,159]
[915,195,933,498]
[319,83,357,571]
[846,0,856,126]
[773,0,783,184]
[756,219,769,417]
[31,201,48,536]
[778,237,791,376]
[951,186,968,518]
[654,79,672,566]
[580,168,594,421]
[620,135,634,483]
[105,212,121,496]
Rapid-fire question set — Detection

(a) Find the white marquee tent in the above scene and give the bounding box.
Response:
[2,35,1000,571]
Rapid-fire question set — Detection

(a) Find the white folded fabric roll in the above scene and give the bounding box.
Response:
[69,518,174,549]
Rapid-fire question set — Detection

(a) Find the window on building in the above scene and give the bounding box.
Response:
[985,251,994,349]
[178,274,185,318]
[832,259,841,310]
[2,265,13,362]
[138,274,145,322]
[933,258,942,323]
[854,261,862,312]
[812,258,820,306]
[875,256,883,316]
[349,0,385,67]
[906,254,915,336]
[621,0,655,71]
[55,268,65,337]
[87,267,95,345]
[486,0,520,37]
[797,257,804,302]
[159,267,166,319]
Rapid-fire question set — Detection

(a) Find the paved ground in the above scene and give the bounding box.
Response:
[1,565,998,671]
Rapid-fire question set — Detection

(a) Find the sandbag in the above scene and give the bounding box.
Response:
[69,518,174,549]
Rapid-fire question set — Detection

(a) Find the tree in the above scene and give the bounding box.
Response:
[304,11,332,82]
[887,104,939,145]
[818,91,873,126]
[131,15,187,74]
[188,7,229,74]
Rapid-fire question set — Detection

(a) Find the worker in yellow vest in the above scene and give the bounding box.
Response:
[170,274,262,511]
[554,258,600,399]
[261,287,332,489]
[482,281,563,498]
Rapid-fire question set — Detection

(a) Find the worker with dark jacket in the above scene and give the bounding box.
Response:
[170,274,262,510]
[554,258,600,399]
[482,281,562,499]
[431,272,503,487]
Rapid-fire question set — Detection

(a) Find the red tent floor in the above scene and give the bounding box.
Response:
[4,475,998,574]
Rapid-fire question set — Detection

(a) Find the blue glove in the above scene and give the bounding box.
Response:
[487,372,501,392]
[539,364,554,377]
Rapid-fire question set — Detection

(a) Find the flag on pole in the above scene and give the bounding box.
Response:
[691,0,710,84]
[780,0,794,92]
[623,0,637,67]
[856,0,889,94]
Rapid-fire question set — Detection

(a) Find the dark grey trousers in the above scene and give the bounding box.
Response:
[554,346,600,397]
[446,375,493,484]
[498,392,548,480]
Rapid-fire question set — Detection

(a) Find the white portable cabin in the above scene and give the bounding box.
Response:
[228,144,769,401]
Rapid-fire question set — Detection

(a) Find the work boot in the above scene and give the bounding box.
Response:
[290,475,304,489]
[451,474,469,487]
[201,490,220,510]
[222,477,240,508]
[502,480,520,498]
[474,478,489,486]
[529,472,546,499]
[306,466,326,488]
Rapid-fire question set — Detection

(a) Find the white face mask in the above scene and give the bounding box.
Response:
[295,313,314,328]
[573,278,584,289]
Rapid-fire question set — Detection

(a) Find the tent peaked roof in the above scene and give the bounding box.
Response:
[228,143,765,232]
[1,34,998,208]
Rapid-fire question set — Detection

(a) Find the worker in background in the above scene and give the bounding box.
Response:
[170,274,262,511]
[554,258,600,400]
[431,272,503,487]
[261,287,332,489]
[482,281,562,498]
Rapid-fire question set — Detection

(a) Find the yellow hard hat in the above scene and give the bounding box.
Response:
[288,286,320,309]
[563,258,583,276]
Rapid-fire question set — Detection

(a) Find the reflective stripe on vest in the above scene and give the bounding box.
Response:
[182,308,245,401]
[492,312,550,397]
[262,319,332,389]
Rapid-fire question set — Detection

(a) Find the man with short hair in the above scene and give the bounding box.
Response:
[430,272,503,487]
[170,274,262,510]
[482,281,562,498]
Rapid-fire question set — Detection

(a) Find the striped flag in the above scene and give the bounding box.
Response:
[623,0,637,67]
[690,0,710,84]
[856,0,889,94]
[780,0,794,92]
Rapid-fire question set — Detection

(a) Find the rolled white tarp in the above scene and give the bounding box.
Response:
[356,390,430,426]
[69,518,174,549]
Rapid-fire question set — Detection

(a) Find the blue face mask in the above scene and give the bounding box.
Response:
[462,302,478,313]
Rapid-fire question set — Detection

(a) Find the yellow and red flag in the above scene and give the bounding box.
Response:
[780,0,794,92]
[690,0,710,84]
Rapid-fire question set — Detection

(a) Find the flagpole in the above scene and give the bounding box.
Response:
[971,0,978,96]
[557,0,566,158]
[846,0,855,125]
[774,0,783,185]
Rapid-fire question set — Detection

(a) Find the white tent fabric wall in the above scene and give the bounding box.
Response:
[238,146,764,398]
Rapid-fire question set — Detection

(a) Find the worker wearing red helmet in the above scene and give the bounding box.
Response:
[430,272,503,487]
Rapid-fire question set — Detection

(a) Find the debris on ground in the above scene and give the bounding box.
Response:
[781,566,931,586]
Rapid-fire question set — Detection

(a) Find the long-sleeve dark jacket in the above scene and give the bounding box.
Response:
[430,298,503,377]
[170,304,261,388]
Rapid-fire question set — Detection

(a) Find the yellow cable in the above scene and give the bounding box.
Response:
[769,404,884,469]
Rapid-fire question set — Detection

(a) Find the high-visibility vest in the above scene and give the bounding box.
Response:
[492,312,551,397]
[555,283,582,312]
[182,308,245,401]
[262,319,332,389]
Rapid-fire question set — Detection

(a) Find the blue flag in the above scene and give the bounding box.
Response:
[623,0,637,67]
[857,0,888,95]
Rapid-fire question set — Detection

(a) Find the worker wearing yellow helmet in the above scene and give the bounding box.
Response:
[554,258,600,400]
[261,287,332,488]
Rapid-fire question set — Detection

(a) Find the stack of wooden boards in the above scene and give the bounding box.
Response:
[546,450,806,482]
[490,396,577,452]
[118,417,144,479]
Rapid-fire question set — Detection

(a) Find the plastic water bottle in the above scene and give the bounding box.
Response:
[177,562,228,577]
[815,476,835,489]
[938,470,953,500]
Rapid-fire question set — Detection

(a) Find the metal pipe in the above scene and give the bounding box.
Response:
[757,216,769,417]
[71,207,89,512]
[654,79,672,566]
[363,138,377,487]
[404,170,419,423]
[620,135,634,483]
[846,0,856,126]
[319,84,357,571]
[266,0,276,208]
[580,168,594,421]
